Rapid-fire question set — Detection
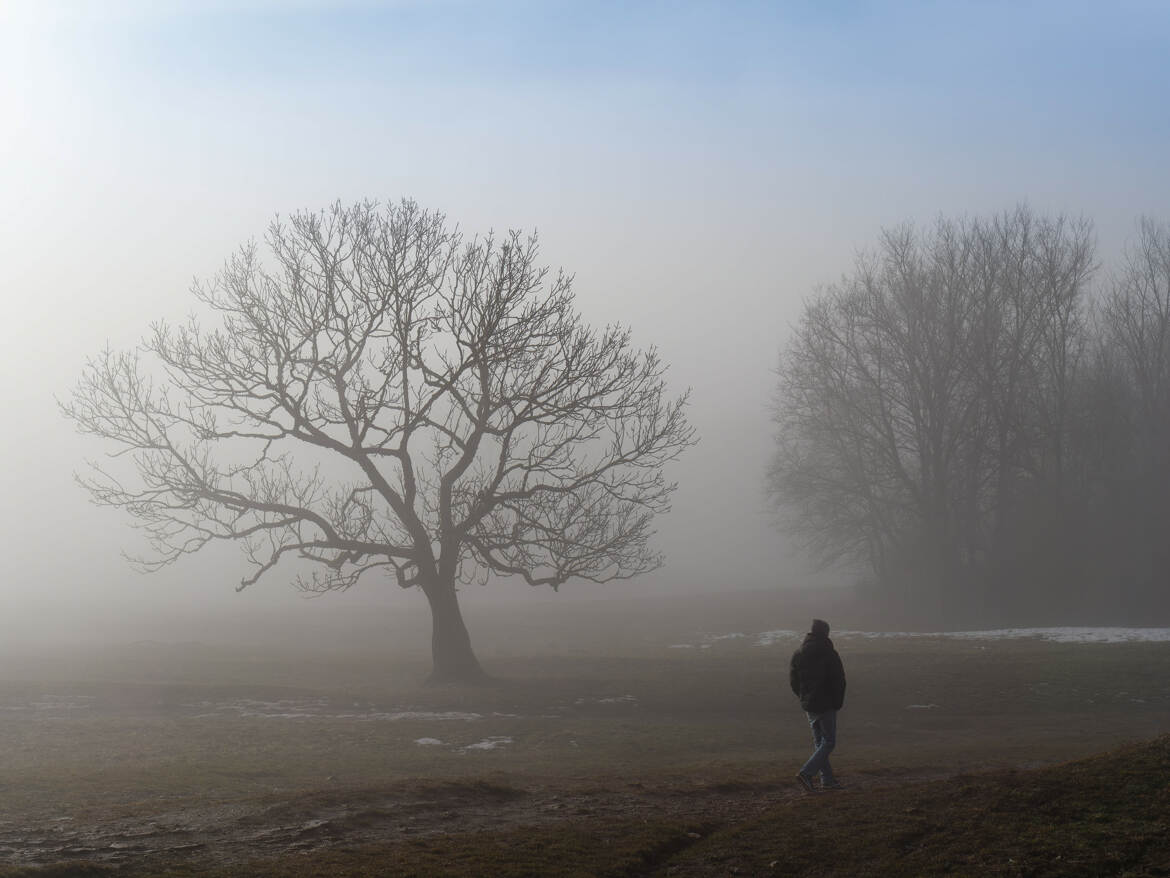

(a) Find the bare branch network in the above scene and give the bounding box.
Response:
[770,208,1096,580]
[64,200,696,596]
[769,207,1170,617]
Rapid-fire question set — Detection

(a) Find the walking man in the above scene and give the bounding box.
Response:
[789,619,846,792]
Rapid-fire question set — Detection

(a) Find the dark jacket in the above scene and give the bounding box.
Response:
[789,633,846,714]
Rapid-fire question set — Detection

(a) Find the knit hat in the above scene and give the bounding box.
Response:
[810,619,830,637]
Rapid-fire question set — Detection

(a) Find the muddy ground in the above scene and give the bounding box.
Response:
[0,769,951,871]
[1,595,1168,872]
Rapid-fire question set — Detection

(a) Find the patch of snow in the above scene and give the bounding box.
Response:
[463,736,513,751]
[672,632,751,651]
[414,737,444,746]
[755,630,801,646]
[834,627,1170,644]
[360,711,482,722]
[189,698,482,722]
[906,704,939,710]
[681,626,1170,650]
[30,695,95,711]
[574,695,637,706]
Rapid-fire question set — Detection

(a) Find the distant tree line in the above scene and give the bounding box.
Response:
[769,208,1170,623]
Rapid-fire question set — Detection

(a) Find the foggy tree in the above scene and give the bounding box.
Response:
[964,211,1094,598]
[63,201,695,682]
[768,208,1095,614]
[1088,218,1170,598]
[1101,218,1170,460]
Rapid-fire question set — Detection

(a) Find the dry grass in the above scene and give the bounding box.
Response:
[662,735,1170,877]
[0,592,1167,874]
[10,738,1169,877]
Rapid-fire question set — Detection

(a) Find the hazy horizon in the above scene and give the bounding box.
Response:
[3,1,1170,644]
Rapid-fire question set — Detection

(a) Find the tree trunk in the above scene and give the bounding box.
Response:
[422,580,486,684]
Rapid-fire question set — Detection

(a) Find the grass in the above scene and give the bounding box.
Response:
[663,735,1170,877]
[0,819,711,878]
[1,592,1169,874]
[10,737,1169,876]
[183,819,714,878]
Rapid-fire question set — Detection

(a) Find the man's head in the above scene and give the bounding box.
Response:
[810,619,830,638]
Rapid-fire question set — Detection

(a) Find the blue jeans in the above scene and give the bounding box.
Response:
[799,709,837,782]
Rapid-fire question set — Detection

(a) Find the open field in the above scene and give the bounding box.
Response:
[0,591,1168,874]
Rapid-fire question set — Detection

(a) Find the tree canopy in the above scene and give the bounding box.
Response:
[65,200,695,680]
[770,208,1170,623]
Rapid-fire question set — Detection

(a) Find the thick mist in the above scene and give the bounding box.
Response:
[2,1,1169,649]
[3,7,1170,875]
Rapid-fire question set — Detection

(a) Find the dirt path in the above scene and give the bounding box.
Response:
[0,770,952,872]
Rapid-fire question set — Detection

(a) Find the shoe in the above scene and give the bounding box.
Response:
[796,772,817,793]
[820,779,845,791]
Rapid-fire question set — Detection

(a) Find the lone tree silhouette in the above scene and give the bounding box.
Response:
[64,201,695,682]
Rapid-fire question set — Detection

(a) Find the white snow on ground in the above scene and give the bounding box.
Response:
[755,630,801,646]
[358,710,484,721]
[1,695,97,712]
[414,737,444,746]
[463,736,513,751]
[906,704,939,709]
[188,699,483,721]
[30,696,96,711]
[834,628,1170,643]
[574,694,637,705]
[671,633,754,649]
[740,627,1170,647]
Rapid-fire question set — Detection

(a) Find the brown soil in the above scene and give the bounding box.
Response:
[0,770,935,872]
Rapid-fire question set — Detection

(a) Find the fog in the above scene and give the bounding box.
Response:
[3,0,1170,648]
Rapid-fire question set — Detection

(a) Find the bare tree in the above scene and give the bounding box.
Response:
[965,211,1094,592]
[64,201,695,682]
[769,209,1095,616]
[1102,218,1170,448]
[1092,217,1170,597]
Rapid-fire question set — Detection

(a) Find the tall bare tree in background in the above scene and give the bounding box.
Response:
[64,201,695,682]
[966,212,1094,605]
[1088,218,1170,602]
[769,208,1096,619]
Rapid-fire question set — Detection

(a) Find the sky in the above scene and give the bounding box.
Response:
[1,0,1168,640]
